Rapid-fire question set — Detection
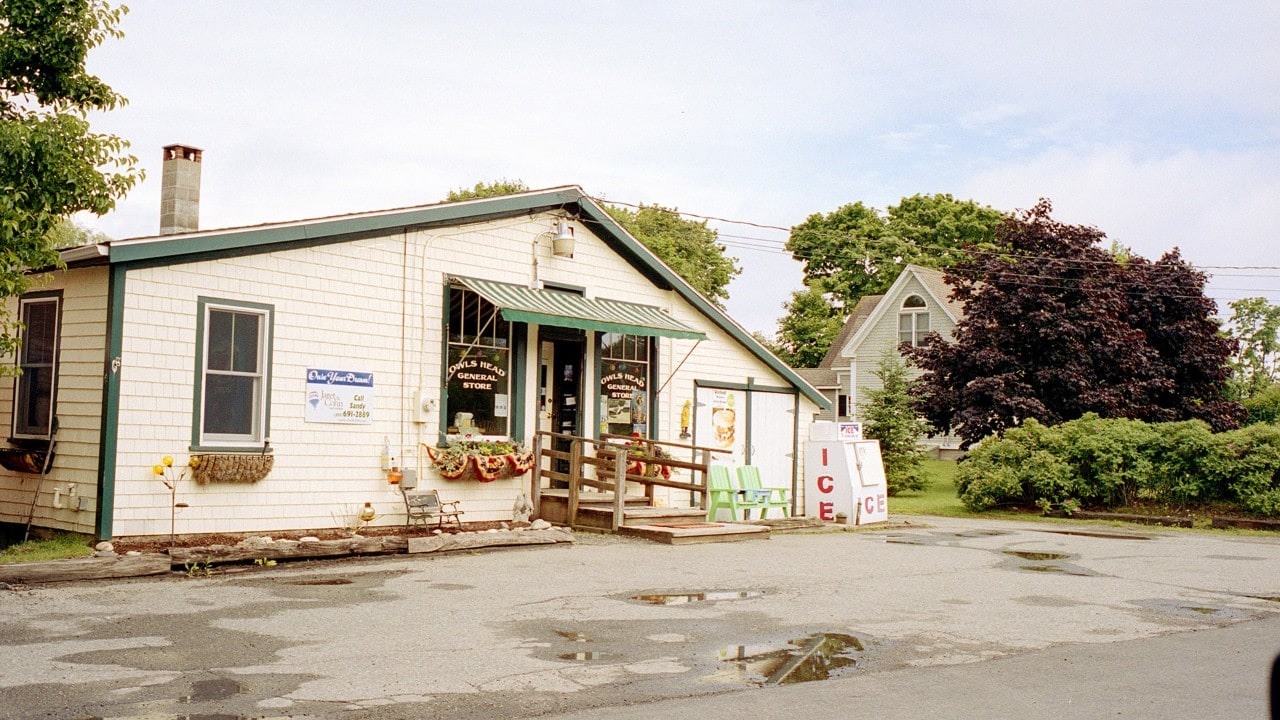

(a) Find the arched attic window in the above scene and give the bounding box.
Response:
[898,294,930,347]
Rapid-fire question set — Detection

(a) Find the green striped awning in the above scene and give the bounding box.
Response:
[454,276,706,340]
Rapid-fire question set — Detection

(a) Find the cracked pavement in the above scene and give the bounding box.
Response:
[1,516,1277,719]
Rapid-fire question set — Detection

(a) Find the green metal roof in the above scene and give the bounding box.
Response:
[455,276,706,340]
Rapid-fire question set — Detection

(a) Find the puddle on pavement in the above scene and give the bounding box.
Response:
[1130,598,1249,620]
[181,678,243,703]
[1041,530,1151,540]
[558,651,607,661]
[629,590,763,605]
[284,577,352,586]
[717,633,864,685]
[1005,551,1071,561]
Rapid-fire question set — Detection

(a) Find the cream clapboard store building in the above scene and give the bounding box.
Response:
[0,147,826,540]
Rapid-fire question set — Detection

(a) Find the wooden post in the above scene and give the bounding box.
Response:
[612,446,627,532]
[567,438,582,528]
[699,448,712,510]
[530,432,543,517]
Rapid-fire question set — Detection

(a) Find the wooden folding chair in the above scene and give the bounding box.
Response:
[403,488,464,531]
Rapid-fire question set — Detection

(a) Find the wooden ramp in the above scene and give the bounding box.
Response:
[537,490,769,544]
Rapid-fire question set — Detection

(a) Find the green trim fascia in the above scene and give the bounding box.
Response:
[96,265,128,541]
[694,379,796,395]
[436,284,450,447]
[191,297,275,451]
[512,323,527,443]
[109,188,586,265]
[105,184,827,409]
[648,336,659,439]
[578,198,829,410]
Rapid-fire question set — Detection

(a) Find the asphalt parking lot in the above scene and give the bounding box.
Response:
[1,515,1277,719]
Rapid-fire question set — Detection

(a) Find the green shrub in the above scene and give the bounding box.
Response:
[1214,423,1280,517]
[1241,383,1280,426]
[1054,414,1158,506]
[956,419,1072,510]
[1142,420,1221,505]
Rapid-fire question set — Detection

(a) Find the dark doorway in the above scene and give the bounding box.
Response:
[538,332,584,486]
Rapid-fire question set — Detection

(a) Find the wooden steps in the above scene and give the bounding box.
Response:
[536,490,769,544]
[619,521,769,545]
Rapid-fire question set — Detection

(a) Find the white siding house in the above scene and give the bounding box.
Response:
[797,264,963,454]
[0,182,827,540]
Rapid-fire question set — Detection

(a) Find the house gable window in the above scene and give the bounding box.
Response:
[600,332,652,436]
[898,294,930,347]
[193,298,273,450]
[13,293,61,439]
[446,286,511,437]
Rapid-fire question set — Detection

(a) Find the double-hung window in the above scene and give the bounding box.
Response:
[195,298,273,448]
[13,293,61,438]
[898,295,930,347]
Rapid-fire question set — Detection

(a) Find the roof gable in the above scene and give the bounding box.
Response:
[815,294,882,369]
[840,264,961,357]
[102,185,828,408]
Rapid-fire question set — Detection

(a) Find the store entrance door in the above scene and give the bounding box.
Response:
[538,331,584,485]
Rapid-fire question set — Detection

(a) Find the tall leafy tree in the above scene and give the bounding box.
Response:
[905,199,1243,447]
[771,286,843,367]
[1224,297,1280,397]
[446,179,531,202]
[604,203,739,308]
[1,0,141,364]
[443,180,740,307]
[773,194,1003,364]
[786,193,1003,311]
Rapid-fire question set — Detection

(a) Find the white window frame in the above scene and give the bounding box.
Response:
[194,298,273,450]
[12,293,61,439]
[898,295,930,347]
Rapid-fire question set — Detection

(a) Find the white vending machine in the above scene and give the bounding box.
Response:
[804,422,889,524]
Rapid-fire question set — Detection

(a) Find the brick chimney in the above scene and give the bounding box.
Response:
[159,144,202,235]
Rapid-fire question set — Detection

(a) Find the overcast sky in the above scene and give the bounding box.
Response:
[80,1,1280,335]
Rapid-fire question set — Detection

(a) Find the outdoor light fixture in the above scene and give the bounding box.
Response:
[530,219,576,289]
[552,220,575,258]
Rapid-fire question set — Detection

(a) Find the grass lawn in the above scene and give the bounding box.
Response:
[0,532,94,564]
[889,459,971,517]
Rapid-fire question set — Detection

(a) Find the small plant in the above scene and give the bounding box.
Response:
[253,557,277,567]
[183,560,211,577]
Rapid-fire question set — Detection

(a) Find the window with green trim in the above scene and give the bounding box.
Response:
[13,293,61,439]
[600,332,651,436]
[195,299,273,448]
[445,286,511,437]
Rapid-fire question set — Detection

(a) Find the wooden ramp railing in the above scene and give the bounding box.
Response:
[530,431,730,532]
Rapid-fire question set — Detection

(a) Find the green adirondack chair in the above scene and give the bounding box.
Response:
[706,465,766,521]
[736,465,791,518]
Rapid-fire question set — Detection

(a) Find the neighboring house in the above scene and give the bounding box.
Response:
[0,146,827,541]
[796,264,962,455]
